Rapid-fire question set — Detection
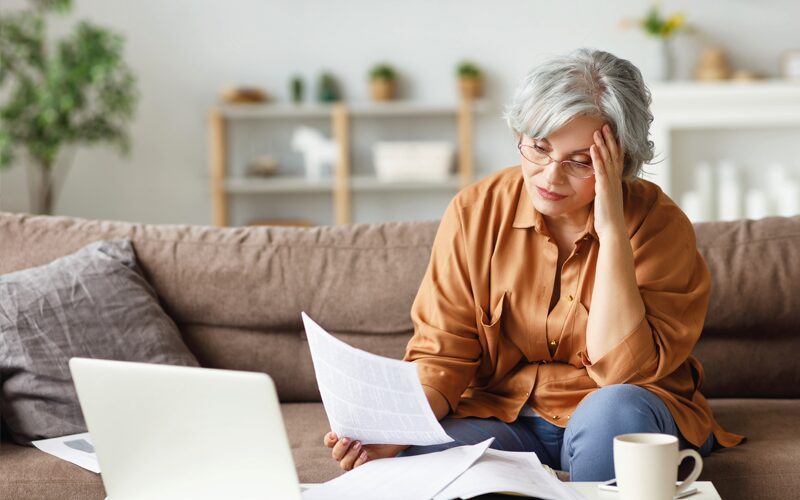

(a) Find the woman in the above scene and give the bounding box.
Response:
[324,48,744,480]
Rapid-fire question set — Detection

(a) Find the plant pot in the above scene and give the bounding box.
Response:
[458,77,482,99]
[645,37,676,82]
[370,79,395,101]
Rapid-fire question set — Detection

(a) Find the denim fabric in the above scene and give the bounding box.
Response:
[399,384,716,481]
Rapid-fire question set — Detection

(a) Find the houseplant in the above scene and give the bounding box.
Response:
[317,72,340,102]
[457,61,482,99]
[620,2,691,81]
[0,0,138,215]
[290,75,304,104]
[368,63,395,101]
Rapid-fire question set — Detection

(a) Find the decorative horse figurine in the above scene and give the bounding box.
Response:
[290,126,339,181]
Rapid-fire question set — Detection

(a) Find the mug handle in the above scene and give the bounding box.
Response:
[675,449,703,494]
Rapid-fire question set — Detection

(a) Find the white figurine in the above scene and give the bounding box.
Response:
[290,126,338,182]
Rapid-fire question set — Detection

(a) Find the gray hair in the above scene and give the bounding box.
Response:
[503,48,656,179]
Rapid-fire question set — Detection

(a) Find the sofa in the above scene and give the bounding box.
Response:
[0,210,798,500]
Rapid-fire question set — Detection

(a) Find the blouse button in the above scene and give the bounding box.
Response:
[552,415,560,420]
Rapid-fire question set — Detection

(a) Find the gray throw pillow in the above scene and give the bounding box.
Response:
[0,239,199,445]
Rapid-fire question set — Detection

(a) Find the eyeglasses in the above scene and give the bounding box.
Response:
[517,139,595,179]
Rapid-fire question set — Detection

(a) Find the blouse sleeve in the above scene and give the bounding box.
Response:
[403,198,482,411]
[580,196,711,386]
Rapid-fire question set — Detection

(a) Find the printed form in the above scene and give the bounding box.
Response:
[303,438,583,500]
[301,312,453,446]
[302,439,492,500]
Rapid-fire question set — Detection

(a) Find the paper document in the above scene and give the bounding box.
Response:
[303,438,492,500]
[301,312,452,446]
[433,448,585,500]
[32,432,100,473]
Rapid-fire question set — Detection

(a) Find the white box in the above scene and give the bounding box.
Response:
[372,141,455,182]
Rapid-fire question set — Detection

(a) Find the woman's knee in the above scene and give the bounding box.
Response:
[568,384,675,435]
[561,385,676,480]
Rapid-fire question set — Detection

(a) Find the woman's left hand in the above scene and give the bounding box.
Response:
[591,124,627,241]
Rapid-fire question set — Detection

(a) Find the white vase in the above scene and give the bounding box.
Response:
[646,37,676,81]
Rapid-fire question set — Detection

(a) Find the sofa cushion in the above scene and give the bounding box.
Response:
[692,335,800,398]
[693,215,800,398]
[704,399,800,500]
[696,215,800,335]
[180,325,411,402]
[0,441,105,500]
[0,212,439,337]
[282,403,344,484]
[0,212,437,403]
[0,240,199,445]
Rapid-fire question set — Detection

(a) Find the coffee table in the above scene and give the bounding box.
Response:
[568,481,720,499]
[301,481,721,499]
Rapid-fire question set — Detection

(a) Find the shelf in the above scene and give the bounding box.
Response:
[224,177,333,193]
[348,100,490,117]
[217,99,490,120]
[210,97,480,226]
[648,79,800,103]
[223,175,462,193]
[647,80,800,195]
[218,104,334,119]
[350,175,461,191]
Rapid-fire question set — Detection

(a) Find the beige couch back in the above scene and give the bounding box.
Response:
[1,212,798,401]
[693,216,800,398]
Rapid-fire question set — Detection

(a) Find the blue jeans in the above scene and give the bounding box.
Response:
[400,384,716,481]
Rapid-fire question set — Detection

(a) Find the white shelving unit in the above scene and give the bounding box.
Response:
[350,175,462,191]
[646,80,800,220]
[209,100,488,226]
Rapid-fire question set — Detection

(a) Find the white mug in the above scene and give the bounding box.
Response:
[613,433,703,500]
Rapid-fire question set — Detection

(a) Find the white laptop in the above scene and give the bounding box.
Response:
[69,358,303,500]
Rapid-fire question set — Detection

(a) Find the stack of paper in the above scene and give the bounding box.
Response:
[301,313,583,500]
[302,437,582,500]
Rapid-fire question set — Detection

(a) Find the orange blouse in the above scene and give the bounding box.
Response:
[404,166,744,449]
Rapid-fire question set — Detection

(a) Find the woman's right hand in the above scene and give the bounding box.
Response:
[323,431,409,471]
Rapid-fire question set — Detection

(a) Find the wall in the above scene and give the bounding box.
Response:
[1,0,797,224]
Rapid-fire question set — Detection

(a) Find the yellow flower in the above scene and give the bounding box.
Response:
[622,5,688,38]
[662,13,686,35]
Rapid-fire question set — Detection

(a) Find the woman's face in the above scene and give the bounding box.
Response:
[519,115,607,229]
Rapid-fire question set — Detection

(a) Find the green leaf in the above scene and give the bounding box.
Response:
[0,1,138,173]
[0,128,14,169]
[30,0,73,14]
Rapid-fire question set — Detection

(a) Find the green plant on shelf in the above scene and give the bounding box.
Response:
[369,63,395,81]
[457,61,481,78]
[317,72,340,102]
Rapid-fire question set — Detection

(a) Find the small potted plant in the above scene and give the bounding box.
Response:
[369,63,396,101]
[619,3,692,81]
[457,61,482,99]
[290,75,304,104]
[317,72,340,102]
